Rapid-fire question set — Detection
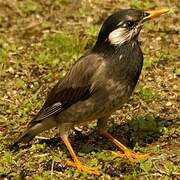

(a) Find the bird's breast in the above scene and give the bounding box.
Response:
[111,42,143,86]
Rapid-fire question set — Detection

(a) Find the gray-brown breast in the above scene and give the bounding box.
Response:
[56,44,141,125]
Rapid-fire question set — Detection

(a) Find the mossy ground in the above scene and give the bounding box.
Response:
[0,0,179,179]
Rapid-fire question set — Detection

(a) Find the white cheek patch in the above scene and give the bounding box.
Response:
[108,28,133,46]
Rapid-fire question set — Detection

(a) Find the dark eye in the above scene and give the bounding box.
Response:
[126,21,135,28]
[144,12,150,17]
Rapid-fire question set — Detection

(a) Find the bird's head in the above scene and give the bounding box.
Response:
[96,8,169,47]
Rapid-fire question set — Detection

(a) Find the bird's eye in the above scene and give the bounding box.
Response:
[126,21,135,28]
[144,12,150,17]
[127,21,135,28]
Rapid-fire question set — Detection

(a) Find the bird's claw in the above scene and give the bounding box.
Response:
[66,160,100,175]
[112,150,149,162]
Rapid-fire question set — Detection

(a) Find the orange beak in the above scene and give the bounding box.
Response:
[143,8,169,21]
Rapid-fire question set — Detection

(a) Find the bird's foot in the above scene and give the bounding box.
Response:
[66,160,100,175]
[112,149,149,162]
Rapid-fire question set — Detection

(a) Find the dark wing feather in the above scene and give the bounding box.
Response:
[32,102,62,121]
[32,53,102,122]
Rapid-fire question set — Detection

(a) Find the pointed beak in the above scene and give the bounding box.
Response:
[143,8,169,22]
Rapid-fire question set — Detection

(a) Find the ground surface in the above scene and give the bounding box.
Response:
[0,0,179,179]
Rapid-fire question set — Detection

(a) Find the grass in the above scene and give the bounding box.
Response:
[18,0,42,14]
[0,0,180,179]
[29,32,88,68]
[130,0,157,9]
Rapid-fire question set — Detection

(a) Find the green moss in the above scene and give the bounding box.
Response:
[18,0,42,14]
[30,32,87,69]
[135,86,155,102]
[130,0,156,9]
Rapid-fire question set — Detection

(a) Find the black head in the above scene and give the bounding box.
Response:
[95,8,169,47]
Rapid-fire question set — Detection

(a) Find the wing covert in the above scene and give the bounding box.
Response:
[32,53,102,122]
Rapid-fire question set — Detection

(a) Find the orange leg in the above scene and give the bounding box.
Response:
[61,135,100,175]
[102,132,149,161]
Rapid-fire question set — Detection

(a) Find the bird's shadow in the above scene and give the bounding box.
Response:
[11,116,177,177]
[38,116,176,154]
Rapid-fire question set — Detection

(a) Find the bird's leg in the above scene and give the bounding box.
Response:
[61,134,100,175]
[97,118,148,162]
[102,132,149,161]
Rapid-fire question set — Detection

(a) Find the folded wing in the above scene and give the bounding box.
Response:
[31,53,102,122]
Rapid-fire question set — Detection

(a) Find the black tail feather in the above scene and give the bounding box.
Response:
[9,132,35,151]
[9,117,56,151]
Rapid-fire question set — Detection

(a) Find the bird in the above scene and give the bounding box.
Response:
[11,8,168,175]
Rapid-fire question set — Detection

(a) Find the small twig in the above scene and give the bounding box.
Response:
[50,29,63,33]
[0,97,14,103]
[51,160,55,177]
[150,173,162,177]
[35,136,49,140]
[23,22,42,31]
[34,153,49,158]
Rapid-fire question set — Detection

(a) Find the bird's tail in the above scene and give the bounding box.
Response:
[10,124,38,150]
[10,117,57,151]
